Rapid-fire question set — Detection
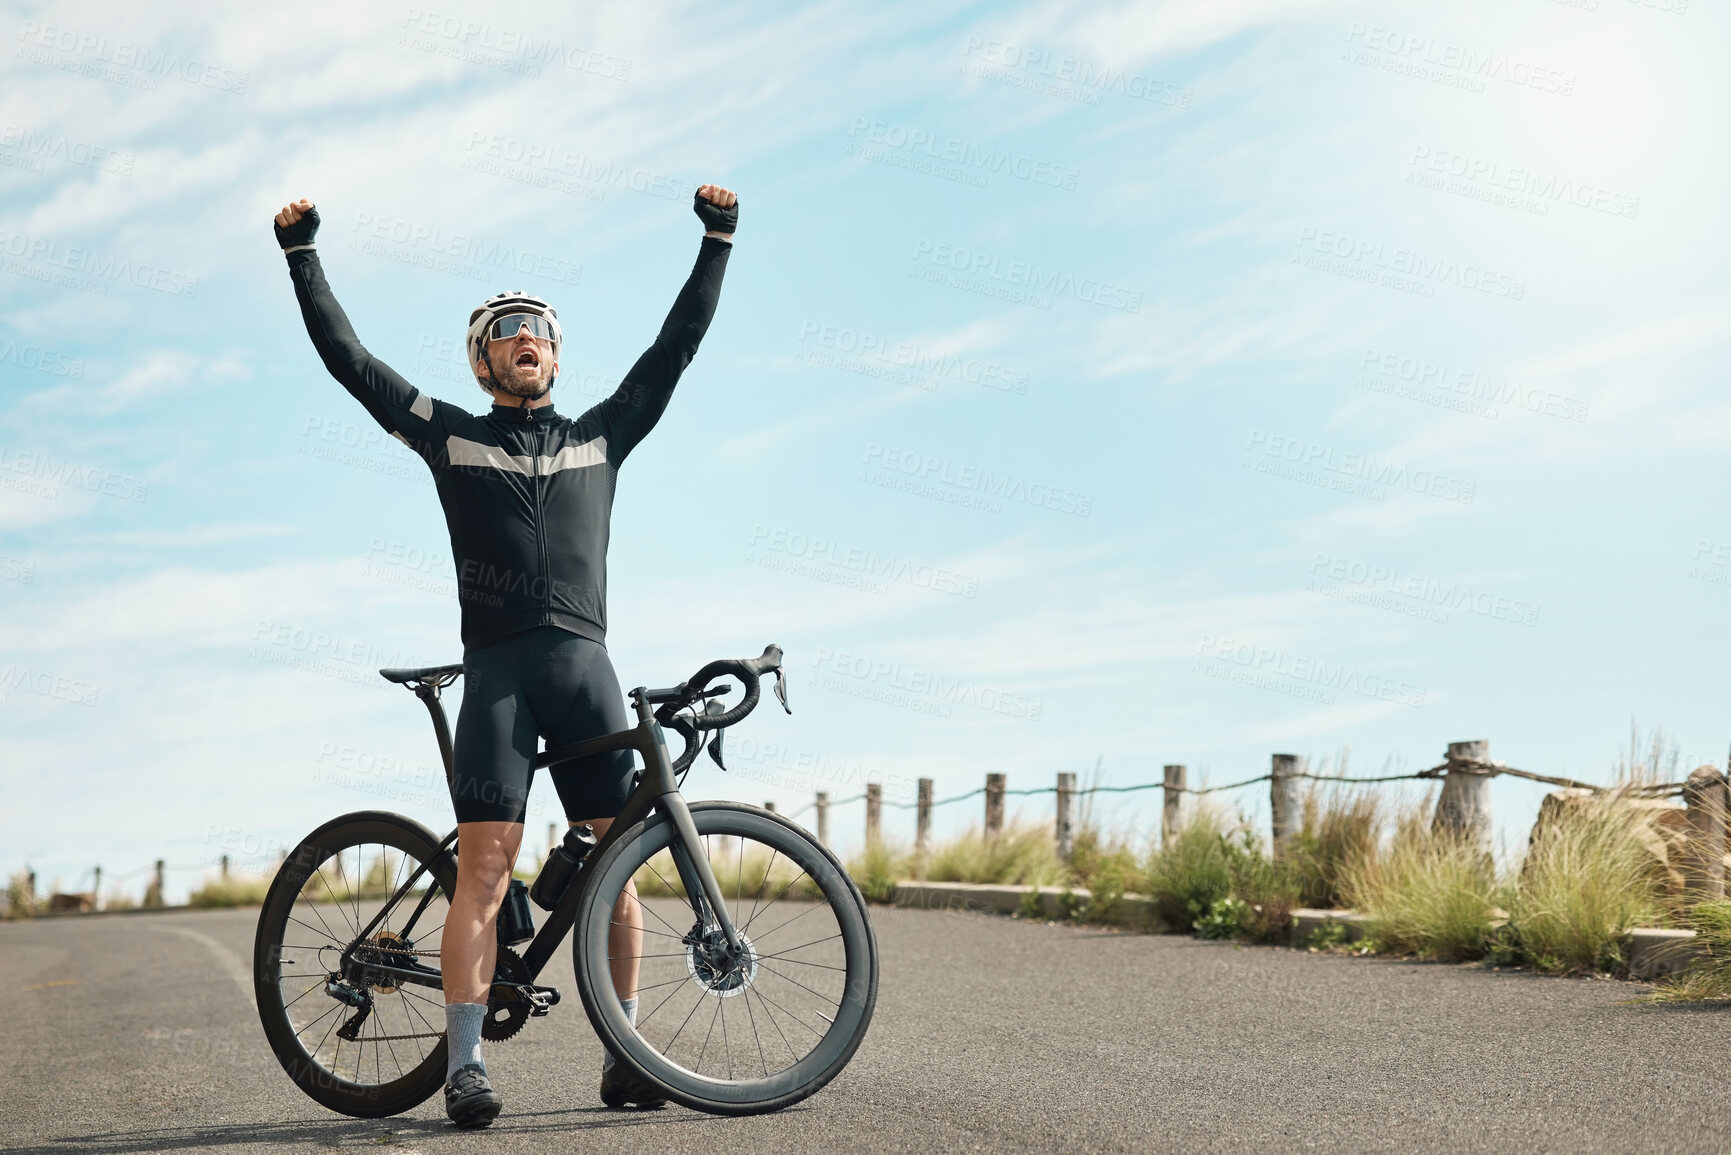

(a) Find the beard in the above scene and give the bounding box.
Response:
[484,350,553,401]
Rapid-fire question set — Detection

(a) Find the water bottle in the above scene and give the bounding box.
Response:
[529,823,599,911]
[496,879,535,946]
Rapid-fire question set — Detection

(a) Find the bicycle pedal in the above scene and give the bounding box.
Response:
[512,984,561,1015]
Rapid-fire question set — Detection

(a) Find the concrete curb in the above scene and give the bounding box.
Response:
[890,880,1161,925]
[1291,908,1371,944]
[1627,928,1708,979]
[890,884,1709,981]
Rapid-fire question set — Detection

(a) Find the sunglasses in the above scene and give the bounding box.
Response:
[487,313,555,342]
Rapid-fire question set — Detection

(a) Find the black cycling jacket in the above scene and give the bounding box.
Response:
[286,236,731,649]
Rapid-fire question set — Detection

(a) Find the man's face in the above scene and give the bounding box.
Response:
[477,325,558,400]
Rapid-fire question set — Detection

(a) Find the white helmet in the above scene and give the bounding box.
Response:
[466,290,563,378]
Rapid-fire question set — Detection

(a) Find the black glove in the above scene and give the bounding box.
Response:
[274,205,321,250]
[693,190,737,236]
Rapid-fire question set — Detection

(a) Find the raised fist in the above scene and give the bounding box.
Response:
[273,199,319,249]
[694,185,738,236]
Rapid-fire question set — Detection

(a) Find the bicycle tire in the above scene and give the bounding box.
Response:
[253,811,456,1118]
[572,801,878,1115]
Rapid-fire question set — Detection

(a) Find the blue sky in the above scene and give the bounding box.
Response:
[2,0,1726,901]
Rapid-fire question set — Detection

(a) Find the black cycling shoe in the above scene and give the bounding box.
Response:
[444,1063,503,1128]
[600,1060,667,1109]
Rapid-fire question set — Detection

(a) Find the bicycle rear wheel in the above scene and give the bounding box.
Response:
[253,811,456,1118]
[572,801,878,1115]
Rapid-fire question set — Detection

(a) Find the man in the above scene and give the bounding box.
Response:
[274,185,737,1126]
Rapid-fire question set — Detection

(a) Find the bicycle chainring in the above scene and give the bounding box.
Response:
[483,945,532,1042]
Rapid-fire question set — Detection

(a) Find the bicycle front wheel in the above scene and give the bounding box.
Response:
[573,801,879,1115]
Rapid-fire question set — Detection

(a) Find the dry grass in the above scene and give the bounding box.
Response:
[1292,786,1384,909]
[1650,901,1731,1001]
[187,874,273,909]
[1347,806,1498,961]
[923,821,1068,888]
[632,841,823,903]
[4,871,35,919]
[1505,790,1662,973]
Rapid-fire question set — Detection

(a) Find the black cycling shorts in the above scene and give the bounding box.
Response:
[450,627,636,825]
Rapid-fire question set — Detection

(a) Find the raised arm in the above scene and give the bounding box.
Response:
[588,185,737,462]
[274,198,457,460]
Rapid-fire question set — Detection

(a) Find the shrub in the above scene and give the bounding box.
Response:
[1144,806,1236,932]
[1347,808,1497,961]
[1291,786,1383,909]
[1505,791,1661,973]
[188,875,272,909]
[1651,901,1731,1001]
[845,840,911,904]
[924,822,1066,887]
[4,871,35,919]
[1227,836,1300,943]
[1142,808,1297,938]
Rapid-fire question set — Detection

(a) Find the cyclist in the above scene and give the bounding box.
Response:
[273,186,738,1126]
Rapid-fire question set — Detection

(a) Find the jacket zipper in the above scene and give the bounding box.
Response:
[527,405,552,623]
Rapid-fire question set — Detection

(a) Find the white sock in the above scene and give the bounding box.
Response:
[446,1002,487,1080]
[602,996,639,1073]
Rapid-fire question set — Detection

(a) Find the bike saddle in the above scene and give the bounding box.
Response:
[378,662,464,685]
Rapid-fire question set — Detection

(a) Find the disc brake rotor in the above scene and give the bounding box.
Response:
[686,928,758,998]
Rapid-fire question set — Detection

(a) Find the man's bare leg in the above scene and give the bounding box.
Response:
[578,817,642,1000]
[443,820,524,1004]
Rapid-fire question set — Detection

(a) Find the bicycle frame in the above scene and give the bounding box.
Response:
[343,678,743,998]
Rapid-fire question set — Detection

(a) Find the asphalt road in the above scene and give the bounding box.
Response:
[1,904,1726,1153]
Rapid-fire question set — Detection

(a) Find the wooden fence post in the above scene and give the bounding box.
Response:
[220,854,230,879]
[147,860,165,908]
[1684,765,1728,901]
[1432,739,1495,855]
[764,801,776,814]
[985,773,1005,837]
[916,779,933,856]
[1055,772,1076,861]
[1162,765,1186,845]
[92,865,101,912]
[866,783,882,847]
[1270,754,1302,857]
[815,792,830,847]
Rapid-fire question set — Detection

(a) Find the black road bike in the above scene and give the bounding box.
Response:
[253,646,878,1117]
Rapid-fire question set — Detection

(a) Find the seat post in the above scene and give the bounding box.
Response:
[414,682,457,787]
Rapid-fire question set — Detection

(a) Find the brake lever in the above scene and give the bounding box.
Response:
[772,668,791,714]
[704,698,728,770]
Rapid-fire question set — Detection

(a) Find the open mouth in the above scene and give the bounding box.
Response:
[514,349,540,370]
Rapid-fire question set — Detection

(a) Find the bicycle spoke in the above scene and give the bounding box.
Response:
[695,996,723,1075]
[754,955,847,973]
[741,978,769,1078]
[754,931,843,959]
[756,960,842,1009]
[636,970,693,1029]
[750,985,800,1066]
[738,867,812,937]
[748,897,828,943]
[744,849,779,930]
[663,983,710,1056]
[749,984,829,1039]
[720,994,733,1081]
